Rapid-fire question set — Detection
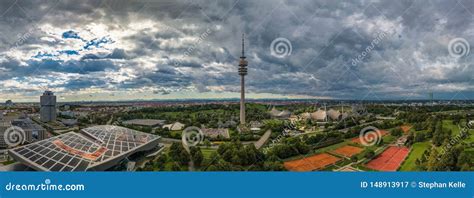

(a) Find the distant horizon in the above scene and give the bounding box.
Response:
[4,97,474,104]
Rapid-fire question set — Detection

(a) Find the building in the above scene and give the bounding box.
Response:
[8,125,161,171]
[311,109,327,121]
[5,100,13,107]
[60,119,78,127]
[269,107,291,119]
[11,117,47,144]
[0,116,42,149]
[162,122,185,131]
[0,121,11,149]
[201,128,230,139]
[249,121,263,132]
[301,108,349,122]
[40,91,57,122]
[238,34,248,125]
[122,119,165,127]
[327,109,341,120]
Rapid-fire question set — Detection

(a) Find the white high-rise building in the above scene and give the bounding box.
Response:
[40,91,57,122]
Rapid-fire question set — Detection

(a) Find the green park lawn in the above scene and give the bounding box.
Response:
[399,141,431,171]
[200,148,217,161]
[382,135,396,144]
[442,120,461,136]
[465,128,474,144]
[442,119,474,144]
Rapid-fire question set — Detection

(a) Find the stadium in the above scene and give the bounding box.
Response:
[8,125,161,171]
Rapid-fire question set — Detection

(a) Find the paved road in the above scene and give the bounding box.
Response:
[106,115,114,125]
[254,130,272,149]
[158,131,273,150]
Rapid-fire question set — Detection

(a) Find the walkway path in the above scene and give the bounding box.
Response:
[254,130,272,149]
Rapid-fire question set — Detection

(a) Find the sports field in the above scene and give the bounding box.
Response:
[400,125,412,133]
[366,146,409,171]
[332,145,363,157]
[284,153,341,171]
[201,148,217,161]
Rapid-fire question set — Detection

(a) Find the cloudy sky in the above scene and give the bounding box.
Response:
[0,0,473,102]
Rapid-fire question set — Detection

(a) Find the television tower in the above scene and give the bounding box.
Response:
[238,34,248,125]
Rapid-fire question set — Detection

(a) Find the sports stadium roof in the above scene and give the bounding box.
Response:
[9,125,160,171]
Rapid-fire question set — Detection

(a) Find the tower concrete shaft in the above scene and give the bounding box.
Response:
[240,75,245,124]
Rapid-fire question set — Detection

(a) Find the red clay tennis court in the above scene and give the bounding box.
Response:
[365,146,409,171]
[351,130,388,145]
[401,125,412,134]
[284,153,341,171]
[332,145,363,157]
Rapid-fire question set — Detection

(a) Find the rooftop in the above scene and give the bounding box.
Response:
[122,119,166,126]
[9,125,160,171]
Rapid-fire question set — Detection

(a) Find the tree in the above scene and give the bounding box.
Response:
[457,151,472,170]
[263,161,285,171]
[364,149,375,159]
[190,147,204,167]
[155,155,168,170]
[377,138,384,146]
[350,155,358,162]
[414,132,426,142]
[203,139,211,148]
[426,148,440,171]
[169,142,190,166]
[207,165,219,171]
[171,162,182,171]
[391,127,403,137]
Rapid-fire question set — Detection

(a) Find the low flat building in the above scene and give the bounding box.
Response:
[201,128,230,139]
[122,119,166,127]
[11,117,47,144]
[249,121,263,132]
[60,119,78,126]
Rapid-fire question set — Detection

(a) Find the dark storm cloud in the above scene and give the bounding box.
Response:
[0,0,472,99]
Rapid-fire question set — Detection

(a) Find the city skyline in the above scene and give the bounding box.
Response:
[0,0,473,102]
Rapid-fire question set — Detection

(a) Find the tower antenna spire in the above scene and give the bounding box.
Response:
[241,33,245,58]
